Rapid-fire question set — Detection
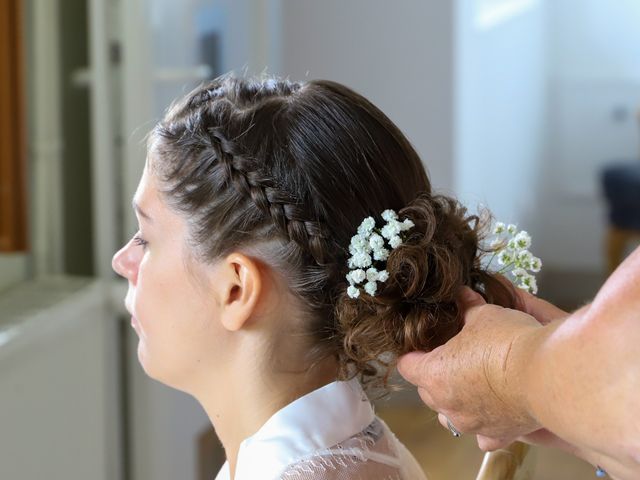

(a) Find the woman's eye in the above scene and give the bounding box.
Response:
[133,234,148,250]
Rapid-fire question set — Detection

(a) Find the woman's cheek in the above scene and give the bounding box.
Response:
[133,289,152,340]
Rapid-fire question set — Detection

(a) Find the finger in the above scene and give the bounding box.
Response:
[518,429,579,457]
[476,435,514,452]
[520,431,611,477]
[515,290,568,325]
[457,286,486,311]
[437,412,448,430]
[417,387,436,410]
[397,350,432,386]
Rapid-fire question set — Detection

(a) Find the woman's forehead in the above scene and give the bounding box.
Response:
[134,167,190,236]
[133,169,157,221]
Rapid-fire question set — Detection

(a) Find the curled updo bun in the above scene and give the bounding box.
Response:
[149,74,518,388]
[337,194,518,385]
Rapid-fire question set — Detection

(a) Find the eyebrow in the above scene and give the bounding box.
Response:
[132,199,153,223]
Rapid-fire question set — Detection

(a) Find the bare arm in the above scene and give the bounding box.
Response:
[510,247,640,478]
[398,247,640,480]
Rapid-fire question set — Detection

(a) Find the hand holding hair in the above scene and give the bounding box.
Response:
[397,287,544,443]
[398,247,640,480]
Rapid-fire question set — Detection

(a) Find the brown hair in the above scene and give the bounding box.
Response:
[148,75,517,386]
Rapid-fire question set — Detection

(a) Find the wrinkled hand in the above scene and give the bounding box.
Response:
[397,287,569,450]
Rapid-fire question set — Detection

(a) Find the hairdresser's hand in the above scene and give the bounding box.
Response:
[397,288,567,448]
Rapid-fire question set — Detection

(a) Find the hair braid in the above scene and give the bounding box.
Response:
[207,127,336,267]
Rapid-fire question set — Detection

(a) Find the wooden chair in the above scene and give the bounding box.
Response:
[477,443,535,480]
[376,403,536,479]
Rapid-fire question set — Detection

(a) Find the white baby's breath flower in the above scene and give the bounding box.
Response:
[519,274,538,295]
[498,250,514,266]
[516,250,533,269]
[381,209,398,222]
[357,216,376,236]
[373,248,389,261]
[490,238,506,250]
[389,235,402,249]
[493,222,506,234]
[400,218,415,231]
[364,281,378,296]
[369,233,384,250]
[352,252,372,269]
[515,231,532,250]
[512,268,527,280]
[347,285,360,299]
[530,256,542,273]
[381,221,401,239]
[349,269,366,284]
[486,219,542,295]
[366,268,379,282]
[350,234,370,255]
[346,211,414,300]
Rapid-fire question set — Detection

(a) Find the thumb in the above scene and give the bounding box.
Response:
[515,289,568,325]
[457,286,486,311]
[397,350,432,386]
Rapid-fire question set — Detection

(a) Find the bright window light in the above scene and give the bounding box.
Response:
[475,0,539,30]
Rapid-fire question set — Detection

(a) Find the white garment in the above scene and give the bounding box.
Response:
[215,378,427,480]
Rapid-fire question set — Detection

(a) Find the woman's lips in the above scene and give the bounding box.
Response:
[131,315,138,328]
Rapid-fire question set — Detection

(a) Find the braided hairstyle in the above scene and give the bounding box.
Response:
[148,75,517,386]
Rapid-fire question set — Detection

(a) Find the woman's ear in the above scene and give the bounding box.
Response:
[215,253,262,332]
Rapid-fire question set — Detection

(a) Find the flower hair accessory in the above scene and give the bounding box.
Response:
[345,209,414,299]
[486,222,542,294]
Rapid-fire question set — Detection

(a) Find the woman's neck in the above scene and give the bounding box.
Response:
[195,352,339,479]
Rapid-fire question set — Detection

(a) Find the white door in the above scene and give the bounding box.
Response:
[113,1,263,479]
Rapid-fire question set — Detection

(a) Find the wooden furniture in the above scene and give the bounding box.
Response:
[377,404,536,479]
[606,227,640,274]
[477,443,535,480]
[0,0,28,252]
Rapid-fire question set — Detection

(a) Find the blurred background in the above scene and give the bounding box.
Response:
[1,0,639,479]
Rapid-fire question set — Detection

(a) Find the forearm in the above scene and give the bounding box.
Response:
[511,250,640,477]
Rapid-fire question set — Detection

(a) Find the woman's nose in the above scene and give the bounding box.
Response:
[112,241,139,283]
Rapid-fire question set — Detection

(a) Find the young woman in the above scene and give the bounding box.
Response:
[112,75,516,479]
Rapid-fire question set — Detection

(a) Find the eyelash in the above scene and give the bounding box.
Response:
[133,234,148,250]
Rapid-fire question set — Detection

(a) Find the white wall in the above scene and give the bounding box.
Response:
[276,0,456,192]
[454,0,547,238]
[539,0,640,270]
[549,0,640,81]
[275,0,554,269]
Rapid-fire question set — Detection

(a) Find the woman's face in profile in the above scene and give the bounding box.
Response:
[111,162,227,391]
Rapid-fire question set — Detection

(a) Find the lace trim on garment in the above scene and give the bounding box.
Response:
[279,419,402,479]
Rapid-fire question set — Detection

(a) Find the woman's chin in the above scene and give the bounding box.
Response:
[136,343,154,376]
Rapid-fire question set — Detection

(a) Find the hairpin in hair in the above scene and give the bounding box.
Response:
[345,209,414,299]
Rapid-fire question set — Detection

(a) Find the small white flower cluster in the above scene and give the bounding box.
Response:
[489,222,542,294]
[346,209,415,299]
